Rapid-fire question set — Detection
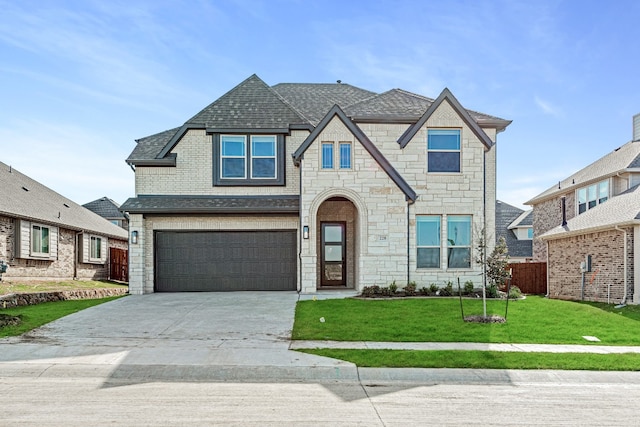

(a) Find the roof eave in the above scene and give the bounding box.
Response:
[540,220,640,241]
[127,154,177,167]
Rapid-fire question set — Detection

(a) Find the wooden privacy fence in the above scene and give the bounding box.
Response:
[110,247,128,283]
[506,262,547,294]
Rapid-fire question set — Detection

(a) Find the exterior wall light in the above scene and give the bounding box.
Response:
[303,226,309,239]
[131,230,138,244]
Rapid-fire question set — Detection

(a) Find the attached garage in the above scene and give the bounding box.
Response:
[155,230,297,292]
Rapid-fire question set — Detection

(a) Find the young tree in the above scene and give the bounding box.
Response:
[475,233,510,318]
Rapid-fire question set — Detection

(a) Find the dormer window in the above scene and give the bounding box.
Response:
[577,179,609,214]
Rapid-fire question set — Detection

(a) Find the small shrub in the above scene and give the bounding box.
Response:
[404,281,417,296]
[419,286,430,296]
[429,283,439,294]
[442,281,453,296]
[486,284,498,298]
[464,280,474,295]
[508,285,522,299]
[381,286,393,296]
[361,285,381,297]
[388,280,398,294]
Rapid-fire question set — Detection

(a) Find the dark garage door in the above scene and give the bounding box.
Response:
[155,230,297,292]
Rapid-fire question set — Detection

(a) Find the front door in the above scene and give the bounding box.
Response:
[321,222,346,286]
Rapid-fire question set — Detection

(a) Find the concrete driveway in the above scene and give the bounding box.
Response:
[0,292,356,382]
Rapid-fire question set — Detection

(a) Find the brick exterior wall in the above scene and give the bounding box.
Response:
[532,192,575,261]
[547,228,634,303]
[0,214,127,282]
[135,129,307,196]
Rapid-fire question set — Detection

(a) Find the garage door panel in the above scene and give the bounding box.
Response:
[155,230,297,292]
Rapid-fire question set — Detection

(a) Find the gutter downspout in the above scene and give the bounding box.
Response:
[406,198,415,285]
[615,226,628,305]
[482,148,487,317]
[297,158,303,294]
[546,240,550,298]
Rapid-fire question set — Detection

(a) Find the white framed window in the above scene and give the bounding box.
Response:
[250,135,277,179]
[416,216,441,268]
[428,129,461,173]
[220,135,247,179]
[577,179,609,214]
[527,228,534,239]
[31,223,50,257]
[321,142,334,169]
[447,215,472,268]
[90,236,102,261]
[339,142,352,169]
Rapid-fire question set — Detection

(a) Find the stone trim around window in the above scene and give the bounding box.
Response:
[211,133,285,186]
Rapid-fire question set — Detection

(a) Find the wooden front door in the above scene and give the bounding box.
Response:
[321,222,346,286]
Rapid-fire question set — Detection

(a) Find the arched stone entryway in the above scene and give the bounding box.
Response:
[316,197,357,288]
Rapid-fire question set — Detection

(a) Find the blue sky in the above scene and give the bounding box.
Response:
[1,0,638,209]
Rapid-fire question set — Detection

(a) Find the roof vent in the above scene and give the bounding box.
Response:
[22,186,29,192]
[336,80,342,84]
[63,203,70,208]
[634,113,640,141]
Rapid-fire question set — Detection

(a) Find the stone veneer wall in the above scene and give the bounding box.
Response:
[0,288,128,309]
[547,228,634,303]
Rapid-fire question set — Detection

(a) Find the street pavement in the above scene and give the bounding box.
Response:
[1,292,640,425]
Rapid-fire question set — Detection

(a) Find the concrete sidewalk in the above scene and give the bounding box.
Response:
[290,340,640,354]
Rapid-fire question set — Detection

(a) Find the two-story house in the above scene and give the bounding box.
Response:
[526,113,640,304]
[120,74,511,294]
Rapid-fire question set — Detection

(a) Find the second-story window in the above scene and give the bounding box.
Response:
[428,129,461,173]
[577,179,609,214]
[321,142,334,169]
[214,134,284,186]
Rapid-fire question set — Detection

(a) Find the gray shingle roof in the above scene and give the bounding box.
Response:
[128,74,511,163]
[540,184,640,240]
[271,82,376,126]
[495,200,533,258]
[120,195,299,214]
[0,162,128,240]
[527,140,640,205]
[187,74,308,129]
[127,127,179,162]
[83,197,128,220]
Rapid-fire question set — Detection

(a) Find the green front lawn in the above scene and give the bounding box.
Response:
[0,296,123,337]
[293,296,640,345]
[293,296,640,370]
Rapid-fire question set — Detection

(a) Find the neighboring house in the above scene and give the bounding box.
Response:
[495,200,532,263]
[84,197,129,230]
[120,74,511,295]
[526,114,640,304]
[0,161,129,281]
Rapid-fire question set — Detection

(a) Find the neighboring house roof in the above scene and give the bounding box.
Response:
[495,200,533,259]
[0,161,128,240]
[120,195,299,214]
[508,210,533,228]
[83,197,128,221]
[127,74,511,166]
[540,184,640,240]
[526,140,640,205]
[291,105,417,202]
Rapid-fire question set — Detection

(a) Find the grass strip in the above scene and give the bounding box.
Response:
[298,348,640,371]
[0,296,124,337]
[293,296,640,345]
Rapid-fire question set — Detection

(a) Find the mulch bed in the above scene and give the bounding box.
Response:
[464,314,506,323]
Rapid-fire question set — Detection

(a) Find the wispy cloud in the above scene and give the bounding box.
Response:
[534,96,563,117]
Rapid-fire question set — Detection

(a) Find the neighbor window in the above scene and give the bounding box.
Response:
[221,135,246,178]
[251,136,277,179]
[339,142,352,169]
[428,129,461,173]
[577,179,609,214]
[322,143,334,169]
[90,236,102,260]
[447,215,471,268]
[416,216,441,268]
[527,228,534,239]
[31,224,50,256]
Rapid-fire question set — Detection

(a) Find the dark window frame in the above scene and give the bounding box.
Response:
[212,133,286,186]
[427,129,461,173]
